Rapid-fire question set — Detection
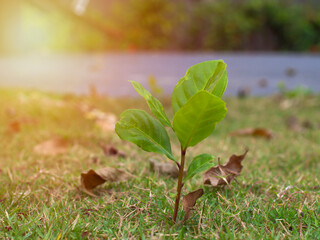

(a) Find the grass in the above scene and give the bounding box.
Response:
[0,88,319,239]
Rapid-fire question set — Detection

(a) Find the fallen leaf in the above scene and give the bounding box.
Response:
[203,149,248,187]
[7,120,21,133]
[285,116,314,132]
[301,120,313,129]
[34,138,69,156]
[80,167,134,196]
[230,128,273,139]
[182,189,204,222]
[96,118,116,132]
[280,99,293,110]
[149,158,179,178]
[101,144,126,158]
[86,109,117,132]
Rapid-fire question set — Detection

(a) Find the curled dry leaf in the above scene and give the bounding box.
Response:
[80,167,134,196]
[182,189,204,222]
[230,128,273,140]
[101,144,126,158]
[149,158,179,178]
[34,138,69,156]
[203,149,248,187]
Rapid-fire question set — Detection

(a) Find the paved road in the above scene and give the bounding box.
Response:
[0,52,319,96]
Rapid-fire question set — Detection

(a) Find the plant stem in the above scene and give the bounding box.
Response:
[172,146,186,222]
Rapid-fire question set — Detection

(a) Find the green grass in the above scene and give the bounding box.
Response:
[0,88,319,239]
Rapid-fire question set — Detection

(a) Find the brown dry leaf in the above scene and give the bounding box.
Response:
[230,128,273,139]
[182,189,204,222]
[203,149,248,187]
[149,158,179,178]
[33,138,69,156]
[7,120,21,133]
[285,116,314,132]
[80,167,134,196]
[101,144,126,158]
[301,120,313,129]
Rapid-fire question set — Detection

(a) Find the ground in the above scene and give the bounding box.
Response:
[0,88,319,239]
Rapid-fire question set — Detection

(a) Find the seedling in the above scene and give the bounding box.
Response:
[115,60,228,222]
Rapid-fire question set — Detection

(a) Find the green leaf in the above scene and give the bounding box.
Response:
[173,91,227,149]
[172,60,228,113]
[115,109,175,161]
[130,81,172,127]
[184,154,215,182]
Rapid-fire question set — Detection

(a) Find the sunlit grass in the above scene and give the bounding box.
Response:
[0,88,319,239]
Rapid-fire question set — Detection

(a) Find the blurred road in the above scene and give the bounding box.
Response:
[0,52,319,96]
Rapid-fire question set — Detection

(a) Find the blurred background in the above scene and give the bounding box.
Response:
[0,0,319,96]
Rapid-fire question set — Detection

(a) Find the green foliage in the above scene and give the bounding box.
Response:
[10,0,319,53]
[116,60,227,177]
[115,109,174,161]
[184,154,215,182]
[277,81,313,98]
[172,60,227,113]
[130,81,171,127]
[172,91,227,149]
[116,60,228,221]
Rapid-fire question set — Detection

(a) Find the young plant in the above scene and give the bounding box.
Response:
[115,60,228,222]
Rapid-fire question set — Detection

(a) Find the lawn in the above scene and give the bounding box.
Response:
[0,88,319,239]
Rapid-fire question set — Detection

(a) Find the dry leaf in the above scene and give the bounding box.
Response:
[301,120,313,129]
[230,128,273,139]
[101,144,126,158]
[286,116,314,132]
[34,138,69,156]
[80,167,134,196]
[86,109,117,132]
[7,120,21,133]
[203,149,248,187]
[280,99,293,110]
[149,158,179,178]
[182,189,204,222]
